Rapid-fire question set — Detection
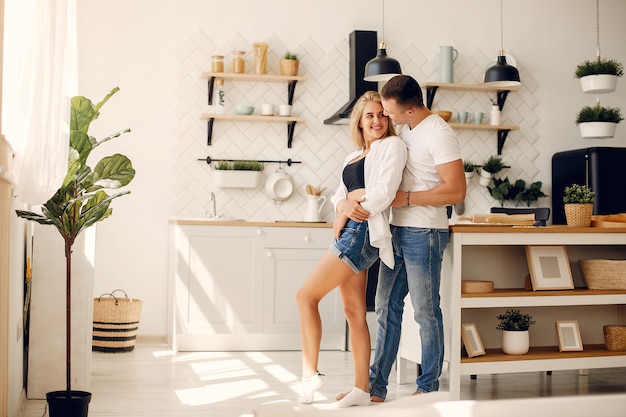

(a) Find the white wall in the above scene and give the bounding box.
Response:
[74,0,626,337]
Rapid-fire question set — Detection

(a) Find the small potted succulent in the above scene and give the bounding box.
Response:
[575,57,623,94]
[478,155,505,186]
[213,160,264,188]
[496,309,535,355]
[576,104,623,138]
[563,183,596,227]
[280,51,299,76]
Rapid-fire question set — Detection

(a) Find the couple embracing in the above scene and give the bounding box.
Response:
[296,74,466,407]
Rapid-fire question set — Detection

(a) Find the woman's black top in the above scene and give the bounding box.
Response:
[342,157,366,192]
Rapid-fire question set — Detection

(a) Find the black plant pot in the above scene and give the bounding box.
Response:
[46,391,91,417]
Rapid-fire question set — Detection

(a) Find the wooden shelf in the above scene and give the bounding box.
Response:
[422,82,521,93]
[200,114,306,123]
[200,73,306,147]
[422,82,520,154]
[462,344,624,364]
[462,288,626,308]
[201,72,307,82]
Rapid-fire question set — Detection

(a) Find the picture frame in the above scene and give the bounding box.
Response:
[556,320,583,352]
[525,246,574,291]
[461,323,486,357]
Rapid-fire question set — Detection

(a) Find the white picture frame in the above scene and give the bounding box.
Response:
[556,320,583,352]
[461,323,486,357]
[525,246,574,291]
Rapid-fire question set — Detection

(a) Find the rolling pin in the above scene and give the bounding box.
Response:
[458,213,535,223]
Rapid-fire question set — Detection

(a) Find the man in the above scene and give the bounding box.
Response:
[368,74,466,400]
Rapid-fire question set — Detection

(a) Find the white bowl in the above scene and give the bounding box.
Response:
[234,105,254,115]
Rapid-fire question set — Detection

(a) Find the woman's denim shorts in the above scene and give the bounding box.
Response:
[329,219,379,274]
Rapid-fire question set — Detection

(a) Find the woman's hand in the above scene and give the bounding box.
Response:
[337,198,370,222]
[333,215,348,240]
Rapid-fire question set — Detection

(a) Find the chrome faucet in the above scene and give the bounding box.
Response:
[206,192,220,219]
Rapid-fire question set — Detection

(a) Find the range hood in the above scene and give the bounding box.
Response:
[324,31,378,125]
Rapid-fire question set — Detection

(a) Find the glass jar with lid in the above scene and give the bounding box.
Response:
[232,51,245,74]
[211,55,224,73]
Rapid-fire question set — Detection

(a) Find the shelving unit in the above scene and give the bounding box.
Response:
[200,72,307,147]
[422,82,521,154]
[397,225,626,400]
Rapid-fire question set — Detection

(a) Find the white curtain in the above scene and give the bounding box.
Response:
[3,0,77,205]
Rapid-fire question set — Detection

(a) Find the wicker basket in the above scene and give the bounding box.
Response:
[579,259,626,290]
[279,59,299,76]
[603,325,626,351]
[92,290,142,353]
[564,203,593,227]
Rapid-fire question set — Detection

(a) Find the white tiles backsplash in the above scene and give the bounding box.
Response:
[171,32,540,222]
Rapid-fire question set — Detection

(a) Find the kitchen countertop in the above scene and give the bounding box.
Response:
[170,219,332,228]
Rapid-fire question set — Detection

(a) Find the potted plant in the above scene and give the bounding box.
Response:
[576,104,623,138]
[463,160,476,186]
[279,51,299,76]
[478,155,505,186]
[496,309,535,355]
[575,58,624,93]
[563,183,596,227]
[213,159,263,188]
[15,88,135,417]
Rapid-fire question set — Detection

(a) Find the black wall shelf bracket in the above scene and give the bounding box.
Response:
[496,90,510,111]
[207,119,215,146]
[497,129,511,155]
[426,86,439,109]
[287,80,298,105]
[208,78,215,105]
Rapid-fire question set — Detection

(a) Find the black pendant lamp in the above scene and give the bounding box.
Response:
[484,0,521,87]
[364,0,402,82]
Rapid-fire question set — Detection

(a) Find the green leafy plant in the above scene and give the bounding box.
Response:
[463,160,476,173]
[496,309,535,331]
[488,178,548,207]
[15,87,135,397]
[575,105,623,124]
[574,58,624,78]
[563,183,595,204]
[214,160,263,171]
[283,51,298,60]
[481,155,505,174]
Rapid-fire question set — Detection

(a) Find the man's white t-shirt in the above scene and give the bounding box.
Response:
[390,114,462,229]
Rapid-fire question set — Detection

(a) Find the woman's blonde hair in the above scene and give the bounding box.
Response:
[349,90,396,149]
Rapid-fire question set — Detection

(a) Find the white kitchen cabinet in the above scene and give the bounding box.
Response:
[168,221,344,351]
[397,225,626,400]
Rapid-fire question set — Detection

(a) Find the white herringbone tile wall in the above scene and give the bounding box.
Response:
[171,32,540,222]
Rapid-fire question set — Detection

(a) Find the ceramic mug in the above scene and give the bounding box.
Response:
[261,103,274,115]
[473,111,486,124]
[457,111,471,124]
[278,104,292,116]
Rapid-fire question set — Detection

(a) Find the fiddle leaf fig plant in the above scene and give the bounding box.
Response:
[15,87,135,397]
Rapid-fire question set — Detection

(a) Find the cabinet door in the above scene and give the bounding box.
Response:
[174,226,263,339]
[263,247,345,349]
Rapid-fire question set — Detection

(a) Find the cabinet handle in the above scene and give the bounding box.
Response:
[257,229,263,235]
[267,251,273,257]
[304,235,311,242]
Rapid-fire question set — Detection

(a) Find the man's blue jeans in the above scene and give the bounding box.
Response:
[369,226,449,398]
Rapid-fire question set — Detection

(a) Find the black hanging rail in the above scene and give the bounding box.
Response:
[198,156,302,166]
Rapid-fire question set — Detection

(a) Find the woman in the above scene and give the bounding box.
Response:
[295,91,407,408]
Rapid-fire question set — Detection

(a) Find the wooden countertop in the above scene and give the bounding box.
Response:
[169,219,332,228]
[450,224,626,233]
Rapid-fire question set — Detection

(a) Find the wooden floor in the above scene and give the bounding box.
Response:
[22,340,626,417]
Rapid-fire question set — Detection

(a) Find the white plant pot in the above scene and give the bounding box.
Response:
[502,330,530,355]
[578,122,618,139]
[213,170,262,188]
[478,170,493,186]
[579,74,619,94]
[465,172,474,187]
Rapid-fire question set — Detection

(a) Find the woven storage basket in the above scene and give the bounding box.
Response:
[93,290,142,353]
[603,325,626,351]
[579,259,626,290]
[279,59,299,76]
[564,204,593,227]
